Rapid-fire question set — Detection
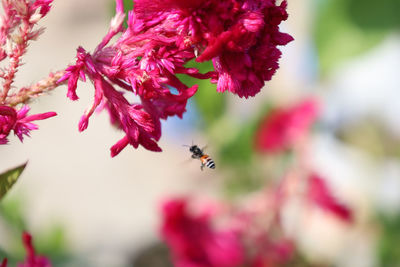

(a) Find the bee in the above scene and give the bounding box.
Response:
[185,144,216,171]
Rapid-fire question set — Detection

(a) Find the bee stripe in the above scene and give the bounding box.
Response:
[205,158,215,169]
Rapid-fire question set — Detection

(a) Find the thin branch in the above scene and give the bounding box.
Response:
[5,70,65,106]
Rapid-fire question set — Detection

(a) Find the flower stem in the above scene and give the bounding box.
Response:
[5,70,66,107]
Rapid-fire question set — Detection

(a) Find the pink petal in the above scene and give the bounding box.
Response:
[308,174,353,223]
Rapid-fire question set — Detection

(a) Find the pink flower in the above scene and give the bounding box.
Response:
[134,0,293,98]
[307,173,353,223]
[61,0,292,156]
[0,105,56,144]
[255,99,319,153]
[59,47,163,156]
[161,198,244,267]
[1,232,52,267]
[250,240,294,267]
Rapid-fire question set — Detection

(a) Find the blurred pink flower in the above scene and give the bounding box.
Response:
[161,198,244,267]
[1,232,52,267]
[307,173,353,223]
[61,0,292,156]
[255,99,319,153]
[17,232,51,267]
[0,105,56,144]
[251,239,294,267]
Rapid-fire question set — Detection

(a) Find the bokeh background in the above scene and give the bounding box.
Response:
[1,0,400,266]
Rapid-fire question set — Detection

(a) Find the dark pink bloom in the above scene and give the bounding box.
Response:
[1,259,7,267]
[255,99,319,153]
[307,173,353,223]
[161,198,244,267]
[61,0,292,155]
[0,105,56,144]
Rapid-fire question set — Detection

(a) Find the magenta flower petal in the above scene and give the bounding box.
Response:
[110,136,129,157]
[30,0,54,17]
[307,174,353,223]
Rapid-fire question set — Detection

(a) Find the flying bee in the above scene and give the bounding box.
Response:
[184,144,216,171]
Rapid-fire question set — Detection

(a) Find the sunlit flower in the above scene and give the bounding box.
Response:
[61,0,292,155]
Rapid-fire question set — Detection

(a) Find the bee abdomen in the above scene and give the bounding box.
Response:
[205,157,215,169]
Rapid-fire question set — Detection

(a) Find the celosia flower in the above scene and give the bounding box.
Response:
[1,232,52,267]
[60,0,292,156]
[134,0,293,98]
[255,99,319,153]
[161,198,244,267]
[0,105,56,144]
[307,173,353,223]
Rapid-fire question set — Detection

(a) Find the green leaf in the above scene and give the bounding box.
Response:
[219,121,257,167]
[218,103,272,167]
[314,0,387,76]
[0,162,27,200]
[34,225,71,265]
[0,198,26,232]
[177,60,226,127]
[346,0,400,31]
[193,83,226,127]
[377,213,400,266]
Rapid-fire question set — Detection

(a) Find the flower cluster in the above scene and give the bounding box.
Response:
[161,197,296,267]
[60,0,293,156]
[161,198,244,267]
[0,0,56,144]
[161,182,353,266]
[1,232,52,267]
